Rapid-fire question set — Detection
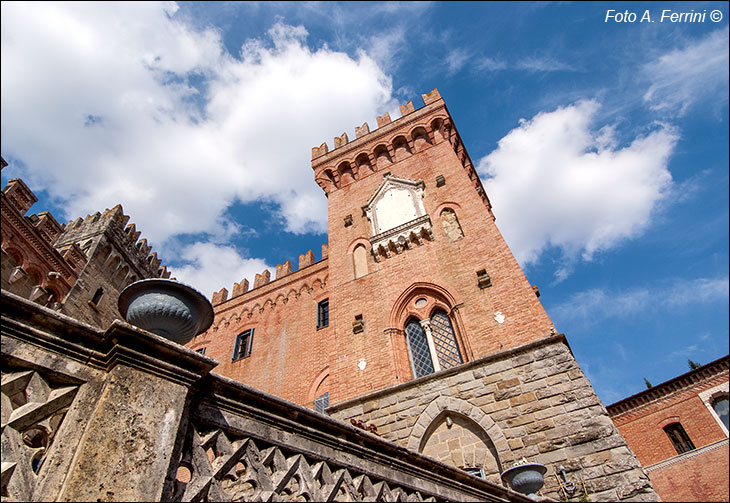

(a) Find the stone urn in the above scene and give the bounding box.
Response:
[118,278,214,345]
[501,463,547,500]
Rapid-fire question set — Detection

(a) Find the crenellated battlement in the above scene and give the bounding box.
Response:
[308,88,490,211]
[210,244,329,306]
[311,89,441,162]
[55,204,170,280]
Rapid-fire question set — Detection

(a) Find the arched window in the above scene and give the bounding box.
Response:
[440,208,464,241]
[353,244,368,279]
[664,423,695,455]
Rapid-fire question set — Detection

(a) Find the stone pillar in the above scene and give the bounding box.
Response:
[57,322,217,502]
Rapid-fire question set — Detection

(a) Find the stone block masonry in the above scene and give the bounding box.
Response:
[329,336,660,502]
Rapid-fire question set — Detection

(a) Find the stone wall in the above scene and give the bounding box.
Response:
[1,289,534,502]
[329,335,659,502]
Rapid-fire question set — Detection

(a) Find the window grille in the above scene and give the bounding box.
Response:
[430,310,463,370]
[405,319,434,378]
[664,423,695,455]
[232,329,254,361]
[317,299,329,328]
[314,392,330,414]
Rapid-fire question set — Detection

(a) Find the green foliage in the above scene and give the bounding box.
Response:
[688,359,701,370]
[644,377,653,389]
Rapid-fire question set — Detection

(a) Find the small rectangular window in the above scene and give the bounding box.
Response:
[317,299,329,329]
[664,423,695,455]
[232,329,254,361]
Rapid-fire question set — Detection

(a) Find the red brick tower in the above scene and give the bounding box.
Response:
[312,88,554,403]
[189,90,659,500]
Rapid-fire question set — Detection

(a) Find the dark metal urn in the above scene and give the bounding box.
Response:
[118,278,214,345]
[501,463,547,500]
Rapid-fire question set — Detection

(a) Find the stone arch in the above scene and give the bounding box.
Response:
[389,282,461,329]
[407,396,513,481]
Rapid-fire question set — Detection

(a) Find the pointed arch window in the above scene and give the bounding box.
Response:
[405,311,463,379]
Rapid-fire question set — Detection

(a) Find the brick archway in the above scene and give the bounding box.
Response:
[406,395,514,467]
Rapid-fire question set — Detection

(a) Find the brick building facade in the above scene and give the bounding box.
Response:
[607,356,729,501]
[185,89,660,501]
[1,157,171,329]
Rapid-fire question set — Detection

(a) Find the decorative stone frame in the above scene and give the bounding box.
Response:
[362,175,433,261]
[699,381,729,436]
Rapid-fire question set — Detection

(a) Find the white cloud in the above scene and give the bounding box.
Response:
[550,277,729,325]
[446,48,470,75]
[643,27,729,116]
[477,100,678,274]
[1,2,396,293]
[172,243,272,298]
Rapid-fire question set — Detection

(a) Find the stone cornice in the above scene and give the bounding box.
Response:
[2,289,218,386]
[643,437,729,473]
[194,371,534,502]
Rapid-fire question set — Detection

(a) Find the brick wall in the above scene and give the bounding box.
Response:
[647,442,729,502]
[608,357,729,501]
[187,257,331,408]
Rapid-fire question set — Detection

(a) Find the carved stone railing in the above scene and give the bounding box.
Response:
[1,290,532,502]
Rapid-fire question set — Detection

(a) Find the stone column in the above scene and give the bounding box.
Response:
[420,319,441,372]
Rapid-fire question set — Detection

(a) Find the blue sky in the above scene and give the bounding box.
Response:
[2,1,728,405]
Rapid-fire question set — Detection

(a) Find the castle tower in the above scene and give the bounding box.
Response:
[313,89,555,403]
[188,90,659,501]
[54,204,171,328]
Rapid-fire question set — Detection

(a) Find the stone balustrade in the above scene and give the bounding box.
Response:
[1,289,535,502]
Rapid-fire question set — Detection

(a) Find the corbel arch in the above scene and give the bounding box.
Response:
[410,125,432,151]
